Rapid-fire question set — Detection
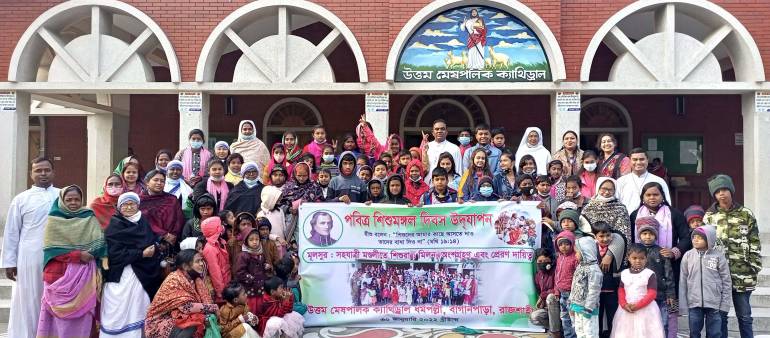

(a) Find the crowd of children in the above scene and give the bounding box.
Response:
[7,116,762,338]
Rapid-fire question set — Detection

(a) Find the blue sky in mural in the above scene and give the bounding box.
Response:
[398,6,548,67]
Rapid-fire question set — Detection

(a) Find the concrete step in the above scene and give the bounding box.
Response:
[0,280,10,300]
[678,307,770,334]
[751,287,770,307]
[760,268,770,287]
[0,300,9,324]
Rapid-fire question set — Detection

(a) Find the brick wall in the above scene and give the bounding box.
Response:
[3,0,766,82]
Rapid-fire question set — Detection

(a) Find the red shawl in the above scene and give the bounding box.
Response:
[90,175,125,229]
[145,270,214,338]
[140,191,184,237]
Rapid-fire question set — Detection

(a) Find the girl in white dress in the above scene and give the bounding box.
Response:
[610,244,664,338]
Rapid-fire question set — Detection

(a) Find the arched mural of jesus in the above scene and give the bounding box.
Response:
[460,8,487,70]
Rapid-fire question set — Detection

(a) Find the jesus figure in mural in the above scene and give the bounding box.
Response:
[461,9,487,70]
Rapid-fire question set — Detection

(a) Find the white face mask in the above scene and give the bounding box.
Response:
[106,186,123,197]
[583,163,597,172]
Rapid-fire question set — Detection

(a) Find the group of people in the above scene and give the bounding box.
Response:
[0,116,760,338]
[349,265,478,307]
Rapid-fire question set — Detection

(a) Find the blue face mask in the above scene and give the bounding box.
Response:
[458,136,471,146]
[480,186,493,197]
[190,140,204,149]
[243,178,259,188]
[322,154,335,163]
[241,134,255,141]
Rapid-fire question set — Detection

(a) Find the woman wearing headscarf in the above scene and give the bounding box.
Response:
[214,141,231,171]
[596,133,631,179]
[141,169,185,247]
[515,127,552,176]
[280,162,321,210]
[101,192,162,338]
[263,143,293,185]
[579,177,632,242]
[230,120,270,172]
[164,160,194,219]
[37,185,107,338]
[91,173,125,229]
[144,249,218,338]
[551,130,583,176]
[174,129,212,188]
[224,162,264,215]
[282,131,302,164]
[155,149,174,172]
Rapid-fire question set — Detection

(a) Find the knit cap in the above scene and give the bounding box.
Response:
[683,205,705,223]
[708,174,735,197]
[167,160,184,170]
[241,162,259,176]
[214,141,229,150]
[117,192,140,209]
[635,216,659,237]
[558,209,580,226]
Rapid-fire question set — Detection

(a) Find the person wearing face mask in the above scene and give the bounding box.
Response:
[230,120,271,172]
[91,173,126,229]
[101,192,162,338]
[578,151,599,199]
[405,160,429,205]
[144,249,218,338]
[580,177,632,243]
[469,176,498,202]
[174,129,212,188]
[224,162,265,216]
[263,143,294,185]
[515,127,552,176]
[530,248,560,335]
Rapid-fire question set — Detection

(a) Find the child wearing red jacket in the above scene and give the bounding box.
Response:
[201,216,231,302]
[257,276,304,338]
[405,160,429,205]
[553,230,578,338]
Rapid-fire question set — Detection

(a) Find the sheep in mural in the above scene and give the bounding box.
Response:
[444,51,467,69]
[488,46,510,69]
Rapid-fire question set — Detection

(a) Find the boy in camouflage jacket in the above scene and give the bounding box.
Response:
[703,174,761,338]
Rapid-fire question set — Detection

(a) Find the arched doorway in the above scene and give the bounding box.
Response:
[400,95,490,148]
[580,98,632,153]
[263,98,323,147]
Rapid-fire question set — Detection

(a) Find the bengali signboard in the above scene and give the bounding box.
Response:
[299,202,542,331]
[396,5,551,82]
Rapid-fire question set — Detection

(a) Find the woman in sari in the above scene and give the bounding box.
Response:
[144,249,218,338]
[91,173,125,229]
[551,130,583,176]
[230,120,270,171]
[579,177,632,242]
[101,192,162,337]
[596,133,631,179]
[175,129,212,188]
[141,169,185,247]
[37,185,107,338]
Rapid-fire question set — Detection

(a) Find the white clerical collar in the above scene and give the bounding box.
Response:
[31,185,55,191]
[633,171,648,178]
